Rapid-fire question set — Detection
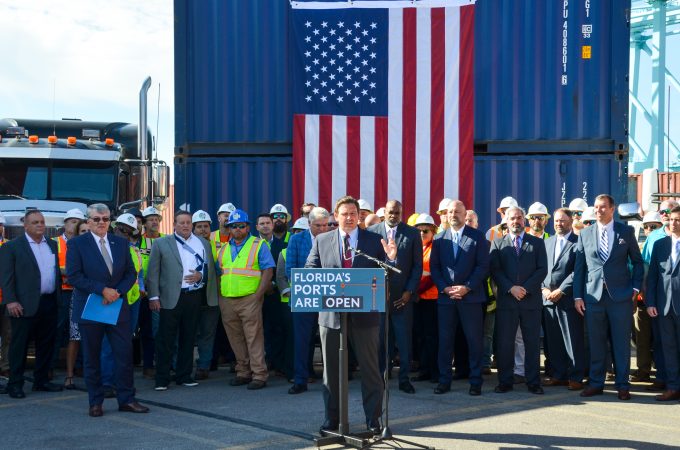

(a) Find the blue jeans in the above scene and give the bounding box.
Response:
[101,301,140,387]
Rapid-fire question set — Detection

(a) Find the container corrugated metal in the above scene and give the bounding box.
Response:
[174,0,291,148]
[629,172,680,208]
[174,156,293,224]
[475,0,630,148]
[159,184,175,236]
[473,153,627,232]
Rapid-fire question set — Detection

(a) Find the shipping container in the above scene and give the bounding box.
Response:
[174,156,293,223]
[473,153,628,232]
[629,171,680,209]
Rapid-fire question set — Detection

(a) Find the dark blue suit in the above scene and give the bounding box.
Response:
[646,236,680,390]
[430,226,490,387]
[66,232,137,407]
[542,232,586,382]
[285,229,317,385]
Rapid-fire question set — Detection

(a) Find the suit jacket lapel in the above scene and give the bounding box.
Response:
[455,228,469,263]
[168,234,182,265]
[331,230,342,268]
[87,232,111,276]
[394,223,404,248]
[19,235,41,272]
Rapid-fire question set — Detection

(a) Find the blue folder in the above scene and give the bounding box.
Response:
[81,294,122,325]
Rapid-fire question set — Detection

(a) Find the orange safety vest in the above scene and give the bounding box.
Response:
[54,235,73,290]
[419,242,439,300]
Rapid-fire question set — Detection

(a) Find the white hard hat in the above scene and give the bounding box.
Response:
[527,202,550,218]
[116,213,137,230]
[568,198,588,212]
[64,208,86,221]
[437,198,453,214]
[291,217,310,231]
[375,207,385,218]
[642,211,663,225]
[497,196,518,212]
[0,214,5,225]
[270,203,291,221]
[192,210,212,224]
[217,203,236,214]
[414,213,435,227]
[142,206,161,218]
[357,199,372,212]
[581,206,596,222]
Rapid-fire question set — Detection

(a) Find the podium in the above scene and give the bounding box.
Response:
[291,266,433,449]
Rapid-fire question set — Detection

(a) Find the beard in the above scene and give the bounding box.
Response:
[274,222,287,234]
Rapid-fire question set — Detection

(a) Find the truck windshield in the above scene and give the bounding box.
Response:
[0,159,116,202]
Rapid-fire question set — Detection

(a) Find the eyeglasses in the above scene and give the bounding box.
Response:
[230,224,247,230]
[643,224,661,231]
[90,217,111,223]
[583,220,595,226]
[328,222,339,227]
[573,211,583,217]
[527,216,546,221]
[419,229,431,234]
[272,213,287,220]
[660,209,672,215]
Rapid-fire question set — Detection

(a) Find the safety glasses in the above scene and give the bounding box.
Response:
[90,217,111,223]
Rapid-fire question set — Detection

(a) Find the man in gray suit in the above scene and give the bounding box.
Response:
[646,206,680,401]
[147,211,218,390]
[490,206,548,395]
[306,196,397,434]
[369,200,423,394]
[541,208,585,390]
[574,194,643,400]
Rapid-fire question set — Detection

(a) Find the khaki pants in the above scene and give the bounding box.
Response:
[219,294,268,381]
[634,305,653,374]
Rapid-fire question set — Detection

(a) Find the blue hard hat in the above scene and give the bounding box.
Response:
[227,209,249,225]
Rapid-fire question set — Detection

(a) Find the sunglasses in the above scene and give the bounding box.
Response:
[500,225,508,231]
[272,213,287,220]
[90,217,111,223]
[643,224,660,231]
[419,229,432,234]
[573,211,583,217]
[328,222,339,227]
[660,209,672,215]
[527,216,546,221]
[583,220,595,226]
[230,224,247,230]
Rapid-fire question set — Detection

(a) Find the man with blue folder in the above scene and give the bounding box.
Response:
[66,203,149,417]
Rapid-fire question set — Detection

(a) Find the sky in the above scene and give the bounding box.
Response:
[0,0,174,177]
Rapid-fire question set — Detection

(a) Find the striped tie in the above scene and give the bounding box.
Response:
[598,227,609,262]
[514,236,521,256]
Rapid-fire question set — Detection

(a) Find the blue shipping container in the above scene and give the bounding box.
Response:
[473,152,628,232]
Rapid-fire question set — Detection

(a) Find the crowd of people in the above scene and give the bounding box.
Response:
[0,193,679,432]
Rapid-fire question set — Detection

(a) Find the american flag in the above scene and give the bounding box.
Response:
[291,0,475,216]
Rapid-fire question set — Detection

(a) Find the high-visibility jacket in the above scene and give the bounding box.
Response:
[127,246,143,305]
[218,235,264,298]
[210,229,230,261]
[139,233,164,275]
[54,234,73,290]
[0,239,4,303]
[280,248,288,303]
[418,243,438,300]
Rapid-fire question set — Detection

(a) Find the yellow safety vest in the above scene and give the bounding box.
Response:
[210,229,230,262]
[218,235,263,298]
[139,233,164,274]
[280,248,288,303]
[127,246,143,305]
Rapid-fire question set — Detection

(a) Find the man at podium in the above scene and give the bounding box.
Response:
[305,196,397,434]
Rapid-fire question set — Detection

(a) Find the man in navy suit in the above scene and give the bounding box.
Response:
[574,194,643,400]
[430,200,490,396]
[285,206,330,394]
[369,200,423,394]
[67,203,149,417]
[541,208,585,390]
[490,206,548,395]
[646,206,680,401]
[305,196,397,434]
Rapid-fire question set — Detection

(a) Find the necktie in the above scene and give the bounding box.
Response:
[100,238,113,275]
[452,231,459,258]
[514,236,521,256]
[388,228,395,242]
[598,227,609,262]
[342,234,352,268]
[554,238,563,264]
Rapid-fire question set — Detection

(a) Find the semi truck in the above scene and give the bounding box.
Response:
[0,77,169,239]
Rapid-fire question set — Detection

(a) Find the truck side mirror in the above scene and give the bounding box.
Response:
[152,163,169,201]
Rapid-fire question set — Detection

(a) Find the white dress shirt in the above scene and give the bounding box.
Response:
[90,231,113,263]
[385,223,398,242]
[339,227,359,263]
[596,220,615,254]
[175,233,206,289]
[25,233,56,295]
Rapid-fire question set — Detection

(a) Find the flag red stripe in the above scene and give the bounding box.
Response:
[318,115,334,210]
[292,114,306,214]
[430,8,445,216]
[458,5,475,209]
[374,117,388,208]
[346,116,361,199]
[401,8,417,213]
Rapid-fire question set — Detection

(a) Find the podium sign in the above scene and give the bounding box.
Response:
[290,268,386,313]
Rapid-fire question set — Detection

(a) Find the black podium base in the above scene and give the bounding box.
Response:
[315,426,435,449]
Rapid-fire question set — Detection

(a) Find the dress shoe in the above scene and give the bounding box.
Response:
[630,372,651,383]
[178,379,199,387]
[399,381,415,394]
[288,384,308,394]
[143,368,156,379]
[319,420,338,434]
[543,378,568,387]
[655,390,680,401]
[513,374,526,384]
[494,384,513,393]
[646,381,666,391]
[411,373,431,382]
[118,401,150,413]
[434,383,450,394]
[247,380,267,390]
[469,385,482,396]
[229,376,252,386]
[528,385,544,395]
[195,369,210,381]
[568,381,584,391]
[580,387,604,397]
[617,389,631,401]
[8,387,25,399]
[32,382,63,392]
[89,404,103,417]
